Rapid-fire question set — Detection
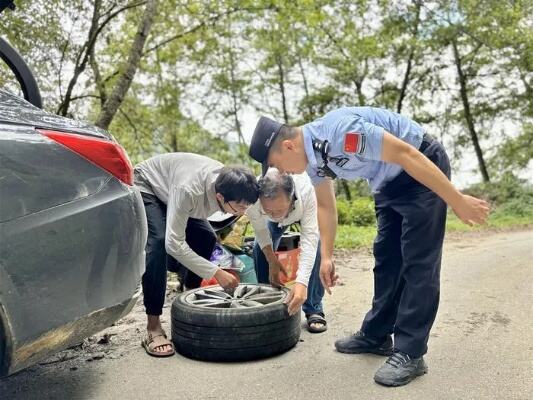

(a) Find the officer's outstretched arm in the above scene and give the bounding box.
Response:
[314,179,339,294]
[381,132,490,225]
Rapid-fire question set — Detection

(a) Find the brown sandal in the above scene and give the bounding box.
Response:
[142,331,175,357]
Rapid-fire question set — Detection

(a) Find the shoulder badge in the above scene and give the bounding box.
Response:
[343,132,365,155]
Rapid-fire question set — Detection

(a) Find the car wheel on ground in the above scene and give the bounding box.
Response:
[171,284,300,362]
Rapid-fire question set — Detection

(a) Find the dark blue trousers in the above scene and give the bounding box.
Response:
[253,221,324,315]
[361,138,451,358]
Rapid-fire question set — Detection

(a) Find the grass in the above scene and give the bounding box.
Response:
[445,210,533,232]
[335,225,376,249]
[242,206,532,250]
[335,210,532,249]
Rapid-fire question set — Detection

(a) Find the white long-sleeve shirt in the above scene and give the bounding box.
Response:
[246,173,319,287]
[134,153,223,280]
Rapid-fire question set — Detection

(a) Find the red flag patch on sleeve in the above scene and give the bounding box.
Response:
[343,132,361,153]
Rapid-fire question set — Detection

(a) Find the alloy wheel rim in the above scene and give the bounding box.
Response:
[184,284,286,309]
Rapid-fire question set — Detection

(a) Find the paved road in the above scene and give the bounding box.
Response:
[1,229,532,400]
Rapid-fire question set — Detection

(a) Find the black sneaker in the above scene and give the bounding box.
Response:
[334,330,393,356]
[374,351,428,387]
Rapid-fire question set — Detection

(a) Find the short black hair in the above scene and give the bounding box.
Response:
[215,166,259,204]
[271,125,298,152]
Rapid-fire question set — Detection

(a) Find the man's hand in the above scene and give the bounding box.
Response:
[319,258,339,295]
[284,283,307,316]
[452,194,490,226]
[268,258,288,287]
[214,269,239,290]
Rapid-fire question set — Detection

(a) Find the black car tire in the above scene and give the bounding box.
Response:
[171,284,301,362]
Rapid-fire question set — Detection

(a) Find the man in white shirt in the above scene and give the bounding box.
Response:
[134,153,260,357]
[247,168,326,333]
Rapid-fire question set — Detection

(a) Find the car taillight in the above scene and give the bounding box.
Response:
[38,129,133,185]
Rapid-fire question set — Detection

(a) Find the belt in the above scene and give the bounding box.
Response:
[419,133,435,153]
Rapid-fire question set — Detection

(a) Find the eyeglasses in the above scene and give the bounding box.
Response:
[225,201,249,214]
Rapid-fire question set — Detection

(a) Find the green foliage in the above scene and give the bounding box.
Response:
[464,173,533,206]
[447,175,533,233]
[446,208,533,233]
[489,124,533,174]
[336,197,376,226]
[337,201,532,250]
[0,0,82,111]
[337,206,532,249]
[335,177,533,249]
[335,179,372,199]
[496,198,533,218]
[0,0,531,181]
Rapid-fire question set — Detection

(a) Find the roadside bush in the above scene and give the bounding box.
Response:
[464,173,533,220]
[464,173,533,206]
[494,197,533,218]
[337,197,376,226]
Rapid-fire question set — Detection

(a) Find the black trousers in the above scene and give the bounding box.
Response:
[361,136,451,358]
[141,192,216,316]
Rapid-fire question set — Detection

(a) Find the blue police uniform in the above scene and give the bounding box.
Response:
[303,106,451,358]
[303,106,424,191]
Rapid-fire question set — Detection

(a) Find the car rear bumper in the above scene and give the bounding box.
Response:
[3,286,141,376]
[0,181,147,377]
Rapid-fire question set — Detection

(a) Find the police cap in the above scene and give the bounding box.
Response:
[249,116,284,175]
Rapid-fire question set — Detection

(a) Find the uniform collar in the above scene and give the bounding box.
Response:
[302,125,319,170]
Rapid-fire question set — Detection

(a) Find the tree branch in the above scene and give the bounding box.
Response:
[144,6,274,54]
[95,0,158,129]
[90,46,107,107]
[70,94,102,101]
[56,1,147,116]
[57,0,102,116]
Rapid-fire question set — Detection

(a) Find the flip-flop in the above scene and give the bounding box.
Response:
[306,313,327,334]
[142,331,175,357]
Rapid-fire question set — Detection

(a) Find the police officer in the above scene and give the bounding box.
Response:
[134,153,259,357]
[248,107,489,386]
[247,168,327,333]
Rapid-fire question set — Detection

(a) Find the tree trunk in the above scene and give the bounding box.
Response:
[95,0,158,130]
[57,1,146,116]
[341,180,352,201]
[296,53,313,118]
[57,0,102,116]
[90,46,106,107]
[228,46,246,163]
[397,2,421,114]
[520,72,533,117]
[171,131,178,152]
[452,39,490,182]
[354,79,365,106]
[275,54,289,124]
[397,54,414,114]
